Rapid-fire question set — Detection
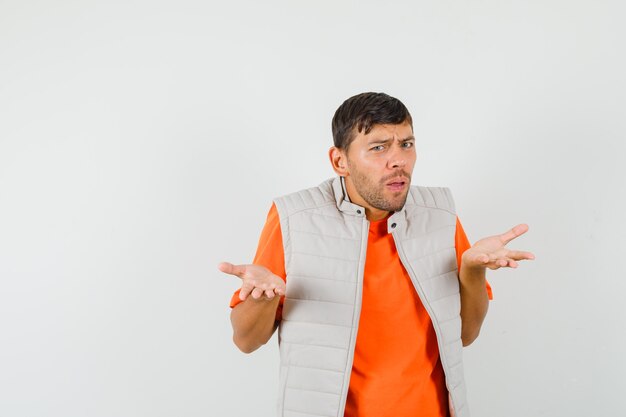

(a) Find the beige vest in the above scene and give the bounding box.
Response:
[273,177,468,417]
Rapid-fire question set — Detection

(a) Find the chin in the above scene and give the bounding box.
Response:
[387,194,409,211]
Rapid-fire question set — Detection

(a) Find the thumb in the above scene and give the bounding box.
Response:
[217,262,246,279]
[500,224,529,245]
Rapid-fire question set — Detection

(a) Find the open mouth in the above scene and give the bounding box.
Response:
[386,177,408,192]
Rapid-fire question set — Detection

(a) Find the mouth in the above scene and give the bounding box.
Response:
[385,177,409,192]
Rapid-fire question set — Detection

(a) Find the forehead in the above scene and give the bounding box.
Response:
[356,121,414,142]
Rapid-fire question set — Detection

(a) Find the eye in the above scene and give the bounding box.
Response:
[402,141,414,149]
[370,145,385,151]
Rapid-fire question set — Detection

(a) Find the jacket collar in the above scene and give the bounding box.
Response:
[331,176,407,233]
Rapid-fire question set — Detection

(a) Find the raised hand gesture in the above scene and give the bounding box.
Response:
[461,224,535,271]
[458,223,535,346]
[218,262,285,301]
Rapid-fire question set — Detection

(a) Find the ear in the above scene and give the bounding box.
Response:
[328,147,349,176]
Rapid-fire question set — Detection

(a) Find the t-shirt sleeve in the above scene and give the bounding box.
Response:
[229,203,287,319]
[455,217,493,300]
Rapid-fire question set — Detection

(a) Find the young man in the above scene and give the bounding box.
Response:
[219,92,534,417]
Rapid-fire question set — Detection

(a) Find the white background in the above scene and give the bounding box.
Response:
[1,1,625,416]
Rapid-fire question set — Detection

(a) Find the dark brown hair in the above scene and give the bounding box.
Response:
[331,92,413,150]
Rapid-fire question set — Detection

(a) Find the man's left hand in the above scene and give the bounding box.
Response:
[461,224,535,271]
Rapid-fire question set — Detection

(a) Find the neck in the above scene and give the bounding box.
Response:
[366,209,390,222]
[343,177,390,221]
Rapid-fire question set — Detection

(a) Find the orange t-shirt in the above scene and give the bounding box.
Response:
[230,203,492,417]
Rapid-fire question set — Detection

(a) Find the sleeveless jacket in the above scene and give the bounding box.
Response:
[272,177,468,417]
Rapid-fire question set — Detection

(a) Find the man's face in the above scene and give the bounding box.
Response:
[343,121,416,218]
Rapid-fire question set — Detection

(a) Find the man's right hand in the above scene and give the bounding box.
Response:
[218,262,286,301]
[220,262,284,353]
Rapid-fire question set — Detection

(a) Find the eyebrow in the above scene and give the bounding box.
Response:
[367,136,415,145]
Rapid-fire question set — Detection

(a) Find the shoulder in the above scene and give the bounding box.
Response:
[273,178,339,218]
[405,185,456,214]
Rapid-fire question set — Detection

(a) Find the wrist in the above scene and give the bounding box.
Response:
[459,262,487,285]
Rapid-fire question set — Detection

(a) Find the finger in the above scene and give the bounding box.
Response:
[218,262,246,278]
[483,254,505,270]
[488,257,520,269]
[264,288,275,299]
[505,250,535,261]
[486,262,501,270]
[499,224,529,245]
[239,282,255,301]
[251,287,264,299]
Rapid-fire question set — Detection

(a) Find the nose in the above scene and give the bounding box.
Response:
[387,145,406,170]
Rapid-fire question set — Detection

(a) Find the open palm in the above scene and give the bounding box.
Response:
[462,224,535,270]
[218,262,286,301]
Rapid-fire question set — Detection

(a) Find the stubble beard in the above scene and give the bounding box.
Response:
[348,163,411,213]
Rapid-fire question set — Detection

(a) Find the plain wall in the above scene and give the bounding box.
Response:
[1,1,625,416]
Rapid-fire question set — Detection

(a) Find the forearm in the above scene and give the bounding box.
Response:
[230,295,281,353]
[459,264,489,346]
